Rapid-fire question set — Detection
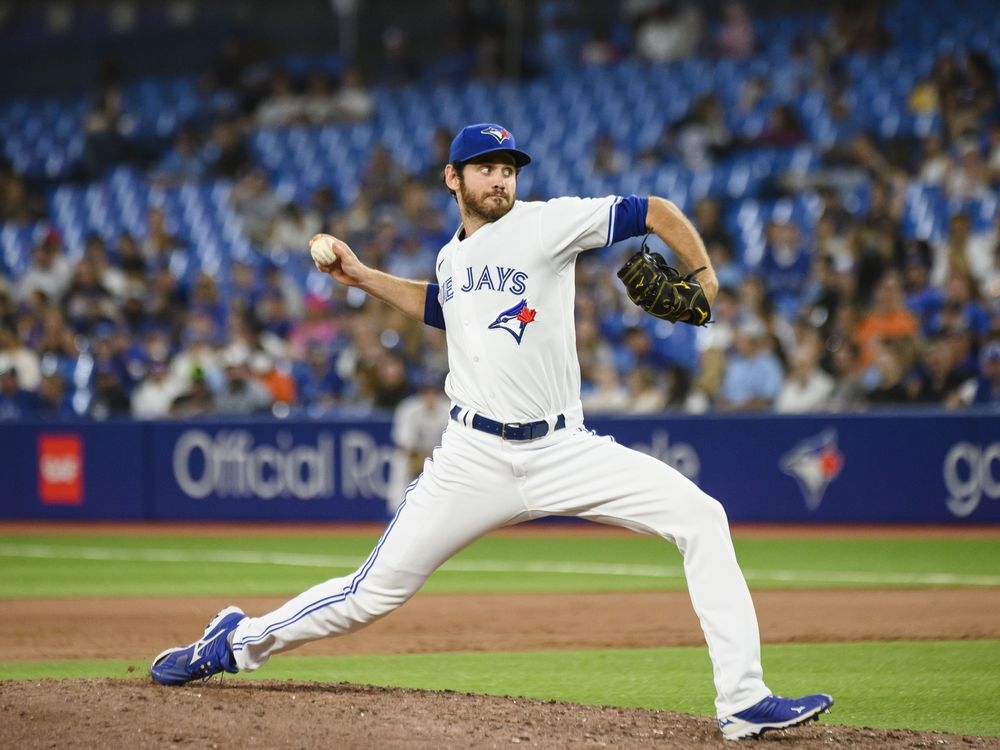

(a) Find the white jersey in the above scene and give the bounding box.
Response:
[434,196,621,422]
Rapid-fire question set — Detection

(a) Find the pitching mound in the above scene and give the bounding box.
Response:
[3,679,998,749]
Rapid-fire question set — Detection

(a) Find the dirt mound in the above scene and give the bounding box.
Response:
[3,679,997,750]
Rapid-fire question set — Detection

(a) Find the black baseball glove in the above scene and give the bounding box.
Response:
[617,241,712,326]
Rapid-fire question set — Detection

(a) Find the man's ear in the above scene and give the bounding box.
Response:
[444,163,461,192]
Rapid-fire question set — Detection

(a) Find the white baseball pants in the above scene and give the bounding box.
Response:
[229,420,771,717]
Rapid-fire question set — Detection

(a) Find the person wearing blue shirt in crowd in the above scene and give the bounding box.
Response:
[718,318,785,411]
[0,365,37,420]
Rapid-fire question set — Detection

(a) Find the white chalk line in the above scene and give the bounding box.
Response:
[0,543,998,587]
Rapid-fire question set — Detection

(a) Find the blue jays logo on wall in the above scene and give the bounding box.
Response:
[779,429,844,511]
[481,125,512,144]
[489,299,537,344]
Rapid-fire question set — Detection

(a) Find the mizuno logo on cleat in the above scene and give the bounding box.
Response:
[791,706,806,714]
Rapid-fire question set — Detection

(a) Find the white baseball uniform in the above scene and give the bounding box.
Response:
[229,196,772,717]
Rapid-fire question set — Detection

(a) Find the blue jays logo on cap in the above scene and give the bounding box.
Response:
[449,122,532,167]
[488,299,537,344]
[481,125,512,144]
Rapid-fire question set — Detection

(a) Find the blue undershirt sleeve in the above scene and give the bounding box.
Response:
[609,195,649,244]
[423,283,446,330]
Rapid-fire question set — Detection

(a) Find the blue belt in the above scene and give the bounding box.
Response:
[450,406,566,441]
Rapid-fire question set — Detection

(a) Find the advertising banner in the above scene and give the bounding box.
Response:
[1,411,997,523]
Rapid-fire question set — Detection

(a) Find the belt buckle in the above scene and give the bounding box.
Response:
[501,422,522,440]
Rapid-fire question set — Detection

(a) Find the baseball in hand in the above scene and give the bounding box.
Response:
[310,235,339,269]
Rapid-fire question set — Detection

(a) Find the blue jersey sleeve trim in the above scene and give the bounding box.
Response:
[608,195,649,245]
[424,283,446,330]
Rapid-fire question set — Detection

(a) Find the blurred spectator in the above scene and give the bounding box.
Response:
[332,68,376,122]
[909,337,967,406]
[203,118,251,179]
[169,366,217,418]
[982,242,1000,307]
[83,233,127,301]
[34,372,75,420]
[370,351,410,411]
[0,166,46,224]
[747,104,807,148]
[825,338,867,411]
[917,133,950,184]
[16,230,72,305]
[267,201,322,257]
[131,359,182,419]
[230,168,284,247]
[386,232,436,280]
[215,351,273,415]
[251,351,297,406]
[63,257,116,335]
[301,71,341,125]
[78,85,132,180]
[717,318,784,411]
[851,178,904,305]
[758,218,811,319]
[417,127,455,187]
[624,365,669,413]
[674,94,734,169]
[931,212,985,290]
[944,139,991,200]
[116,231,149,282]
[295,342,345,415]
[775,339,835,412]
[150,125,207,185]
[289,294,343,359]
[987,122,1000,186]
[853,271,920,370]
[141,206,187,274]
[254,70,306,129]
[260,262,305,324]
[965,338,1000,407]
[0,363,36,420]
[359,144,411,209]
[579,26,621,65]
[582,363,630,413]
[693,285,739,402]
[629,1,703,63]
[824,1,891,59]
[389,369,450,512]
[593,132,626,175]
[926,273,991,339]
[713,0,755,59]
[864,340,912,406]
[0,323,41,390]
[87,364,132,419]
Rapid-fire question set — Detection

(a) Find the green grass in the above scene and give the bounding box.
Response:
[2,641,998,737]
[1,532,998,598]
[2,528,999,737]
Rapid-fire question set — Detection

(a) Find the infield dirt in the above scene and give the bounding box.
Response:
[3,587,1000,749]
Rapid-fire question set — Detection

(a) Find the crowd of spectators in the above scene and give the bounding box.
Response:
[1,0,999,423]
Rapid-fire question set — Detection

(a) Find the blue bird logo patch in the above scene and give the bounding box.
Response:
[488,299,537,344]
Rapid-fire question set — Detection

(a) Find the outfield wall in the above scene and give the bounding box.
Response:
[1,411,998,523]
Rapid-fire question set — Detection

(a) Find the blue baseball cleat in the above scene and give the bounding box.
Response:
[719,692,834,740]
[150,606,247,686]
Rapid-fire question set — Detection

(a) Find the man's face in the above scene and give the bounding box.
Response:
[454,158,517,223]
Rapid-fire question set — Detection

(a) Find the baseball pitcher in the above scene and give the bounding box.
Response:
[151,123,832,740]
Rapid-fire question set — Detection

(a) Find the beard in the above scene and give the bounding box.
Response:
[458,180,515,224]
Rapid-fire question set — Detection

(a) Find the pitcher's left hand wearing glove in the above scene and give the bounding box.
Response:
[617,239,712,326]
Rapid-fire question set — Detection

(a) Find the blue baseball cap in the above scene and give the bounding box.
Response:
[448,123,532,167]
